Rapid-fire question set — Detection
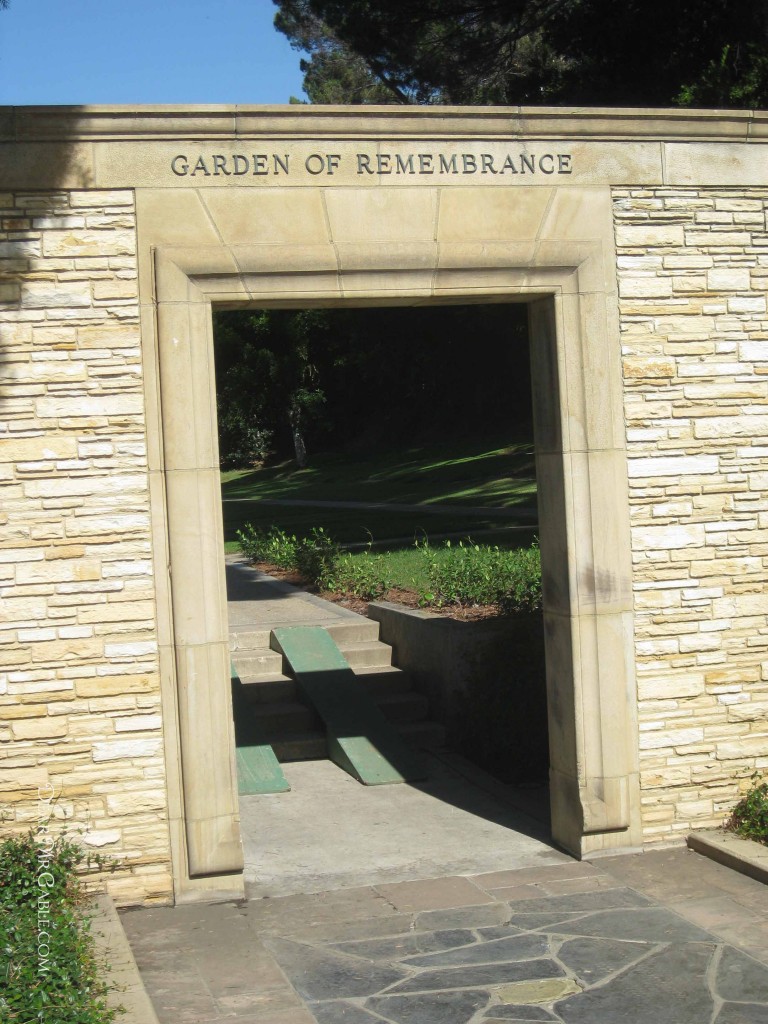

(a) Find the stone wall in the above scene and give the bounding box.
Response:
[4,173,768,901]
[615,187,768,843]
[0,189,172,903]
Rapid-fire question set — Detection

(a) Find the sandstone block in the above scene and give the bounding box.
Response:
[30,637,102,663]
[69,190,133,207]
[713,671,759,695]
[716,735,768,759]
[639,726,705,750]
[92,738,162,762]
[104,640,157,658]
[0,546,44,564]
[728,295,767,313]
[92,279,138,300]
[105,791,167,815]
[0,766,50,791]
[616,224,685,247]
[739,341,768,361]
[41,229,135,257]
[21,281,91,308]
[16,560,101,585]
[12,716,68,740]
[632,523,706,549]
[640,766,691,787]
[623,357,676,378]
[685,230,752,247]
[113,714,162,733]
[0,436,78,462]
[619,278,673,298]
[77,324,139,349]
[0,596,47,623]
[78,601,155,624]
[628,454,719,478]
[707,268,751,291]
[46,545,85,560]
[694,414,768,439]
[728,703,768,722]
[638,676,705,700]
[672,275,707,293]
[82,829,122,847]
[35,394,144,419]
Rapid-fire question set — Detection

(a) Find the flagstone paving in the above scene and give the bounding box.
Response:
[121,849,768,1024]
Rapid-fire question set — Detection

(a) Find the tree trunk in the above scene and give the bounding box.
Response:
[292,427,307,468]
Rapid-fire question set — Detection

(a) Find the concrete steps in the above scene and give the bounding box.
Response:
[250,690,430,736]
[271,721,447,763]
[230,618,445,764]
[237,663,416,706]
[235,651,285,678]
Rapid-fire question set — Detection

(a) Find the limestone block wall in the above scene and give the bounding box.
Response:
[615,187,768,843]
[0,189,172,903]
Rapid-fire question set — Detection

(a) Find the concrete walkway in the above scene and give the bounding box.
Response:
[240,755,558,898]
[121,848,768,1024]
[227,556,369,637]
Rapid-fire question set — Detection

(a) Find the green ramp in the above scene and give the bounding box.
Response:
[271,626,427,786]
[230,662,290,795]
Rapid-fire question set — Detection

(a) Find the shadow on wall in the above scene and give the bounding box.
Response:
[0,105,94,410]
[0,102,112,774]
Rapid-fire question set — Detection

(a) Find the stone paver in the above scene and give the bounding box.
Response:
[121,848,768,1024]
[375,876,495,913]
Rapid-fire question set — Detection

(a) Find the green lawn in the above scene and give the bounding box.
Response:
[221,436,538,552]
[221,436,536,506]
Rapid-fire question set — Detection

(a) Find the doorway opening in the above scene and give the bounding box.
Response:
[214,300,554,896]
[149,233,639,895]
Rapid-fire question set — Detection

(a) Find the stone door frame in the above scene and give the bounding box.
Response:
[136,183,641,900]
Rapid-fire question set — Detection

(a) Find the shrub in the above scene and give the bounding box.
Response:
[417,539,542,612]
[726,773,768,845]
[236,524,298,569]
[0,827,119,1023]
[497,542,542,614]
[320,551,389,600]
[238,524,340,586]
[237,525,542,612]
[294,527,340,584]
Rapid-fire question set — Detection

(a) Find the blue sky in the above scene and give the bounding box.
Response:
[0,0,308,105]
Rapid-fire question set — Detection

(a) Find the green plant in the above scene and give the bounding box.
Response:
[236,524,542,612]
[0,826,119,1023]
[236,524,298,569]
[320,550,389,600]
[497,542,542,615]
[294,527,340,584]
[237,523,339,585]
[218,423,273,469]
[416,538,542,612]
[726,772,768,845]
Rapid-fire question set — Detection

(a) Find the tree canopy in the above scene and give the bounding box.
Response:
[214,304,531,466]
[274,0,768,108]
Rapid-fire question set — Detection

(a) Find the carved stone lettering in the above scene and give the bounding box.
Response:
[170,149,574,179]
[170,153,291,176]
